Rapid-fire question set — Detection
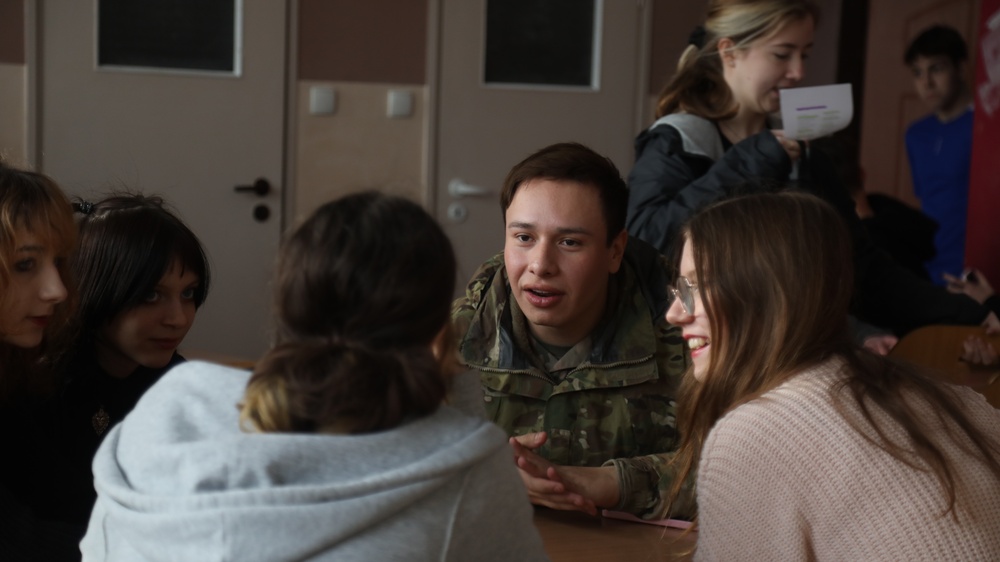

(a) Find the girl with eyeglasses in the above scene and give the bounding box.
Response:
[665,191,1000,559]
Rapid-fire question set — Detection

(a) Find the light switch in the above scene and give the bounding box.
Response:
[387,89,413,119]
[309,86,336,115]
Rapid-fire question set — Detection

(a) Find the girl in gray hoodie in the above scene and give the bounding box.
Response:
[82,191,548,562]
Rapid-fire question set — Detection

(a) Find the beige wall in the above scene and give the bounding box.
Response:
[0,0,26,164]
[294,81,426,223]
[0,63,27,166]
[298,0,427,84]
[293,0,429,220]
[0,0,24,65]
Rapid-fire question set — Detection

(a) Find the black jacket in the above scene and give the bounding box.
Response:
[625,114,987,334]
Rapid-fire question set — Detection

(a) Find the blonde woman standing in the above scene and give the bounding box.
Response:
[627,0,992,335]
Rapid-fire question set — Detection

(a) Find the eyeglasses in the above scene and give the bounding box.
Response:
[668,276,699,316]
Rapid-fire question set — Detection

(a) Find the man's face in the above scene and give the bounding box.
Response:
[911,54,964,115]
[503,179,626,347]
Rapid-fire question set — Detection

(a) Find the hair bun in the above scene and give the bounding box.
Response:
[73,200,95,215]
[326,334,361,349]
[688,25,706,49]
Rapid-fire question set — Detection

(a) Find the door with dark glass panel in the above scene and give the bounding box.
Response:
[37,0,286,360]
[434,0,648,285]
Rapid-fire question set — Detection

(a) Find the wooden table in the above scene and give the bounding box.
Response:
[534,508,695,561]
[890,324,1000,407]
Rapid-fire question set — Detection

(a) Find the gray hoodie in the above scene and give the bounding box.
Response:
[82,361,548,562]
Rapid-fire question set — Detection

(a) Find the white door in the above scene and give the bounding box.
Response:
[36,0,286,360]
[434,0,648,284]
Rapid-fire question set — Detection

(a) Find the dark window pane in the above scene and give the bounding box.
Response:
[485,0,596,87]
[98,0,236,72]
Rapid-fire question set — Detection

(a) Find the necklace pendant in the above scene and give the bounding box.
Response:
[92,406,110,436]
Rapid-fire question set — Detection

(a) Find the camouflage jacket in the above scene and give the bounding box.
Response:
[451,237,692,518]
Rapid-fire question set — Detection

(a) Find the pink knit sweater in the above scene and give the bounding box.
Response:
[695,358,1000,561]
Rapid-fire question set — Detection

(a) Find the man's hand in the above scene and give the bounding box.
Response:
[509,433,597,514]
[770,130,802,162]
[961,335,1000,367]
[943,269,994,304]
[509,432,620,516]
[982,311,1000,335]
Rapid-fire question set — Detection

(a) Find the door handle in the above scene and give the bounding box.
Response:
[234,178,271,197]
[448,178,493,198]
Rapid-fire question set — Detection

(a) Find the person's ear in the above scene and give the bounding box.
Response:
[717,37,737,67]
[608,230,628,274]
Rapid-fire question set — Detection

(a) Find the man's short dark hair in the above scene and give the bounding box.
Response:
[500,142,628,244]
[904,25,968,66]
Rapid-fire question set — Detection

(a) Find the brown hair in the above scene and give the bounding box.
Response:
[500,142,628,244]
[240,192,457,434]
[0,161,76,400]
[654,0,819,119]
[668,192,1000,521]
[905,25,968,66]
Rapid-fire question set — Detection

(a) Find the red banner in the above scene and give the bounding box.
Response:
[967,0,1000,284]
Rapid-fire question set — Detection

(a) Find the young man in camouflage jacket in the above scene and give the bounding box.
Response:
[451,143,692,519]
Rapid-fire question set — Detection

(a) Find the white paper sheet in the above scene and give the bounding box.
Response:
[778,83,853,141]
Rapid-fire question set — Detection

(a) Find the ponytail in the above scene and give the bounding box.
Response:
[242,192,458,435]
[241,338,449,434]
[654,41,734,120]
[654,1,820,120]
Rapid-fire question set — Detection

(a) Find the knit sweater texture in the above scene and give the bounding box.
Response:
[695,358,1000,561]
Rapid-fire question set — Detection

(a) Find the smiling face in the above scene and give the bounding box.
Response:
[97,259,199,378]
[722,15,815,116]
[665,239,711,382]
[503,179,627,347]
[0,227,69,348]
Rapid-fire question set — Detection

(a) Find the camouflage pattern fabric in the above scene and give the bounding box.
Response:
[452,238,693,518]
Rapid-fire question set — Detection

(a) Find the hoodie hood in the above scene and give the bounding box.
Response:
[641,113,724,162]
[83,361,513,562]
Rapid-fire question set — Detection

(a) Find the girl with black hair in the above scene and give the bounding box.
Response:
[29,193,211,532]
